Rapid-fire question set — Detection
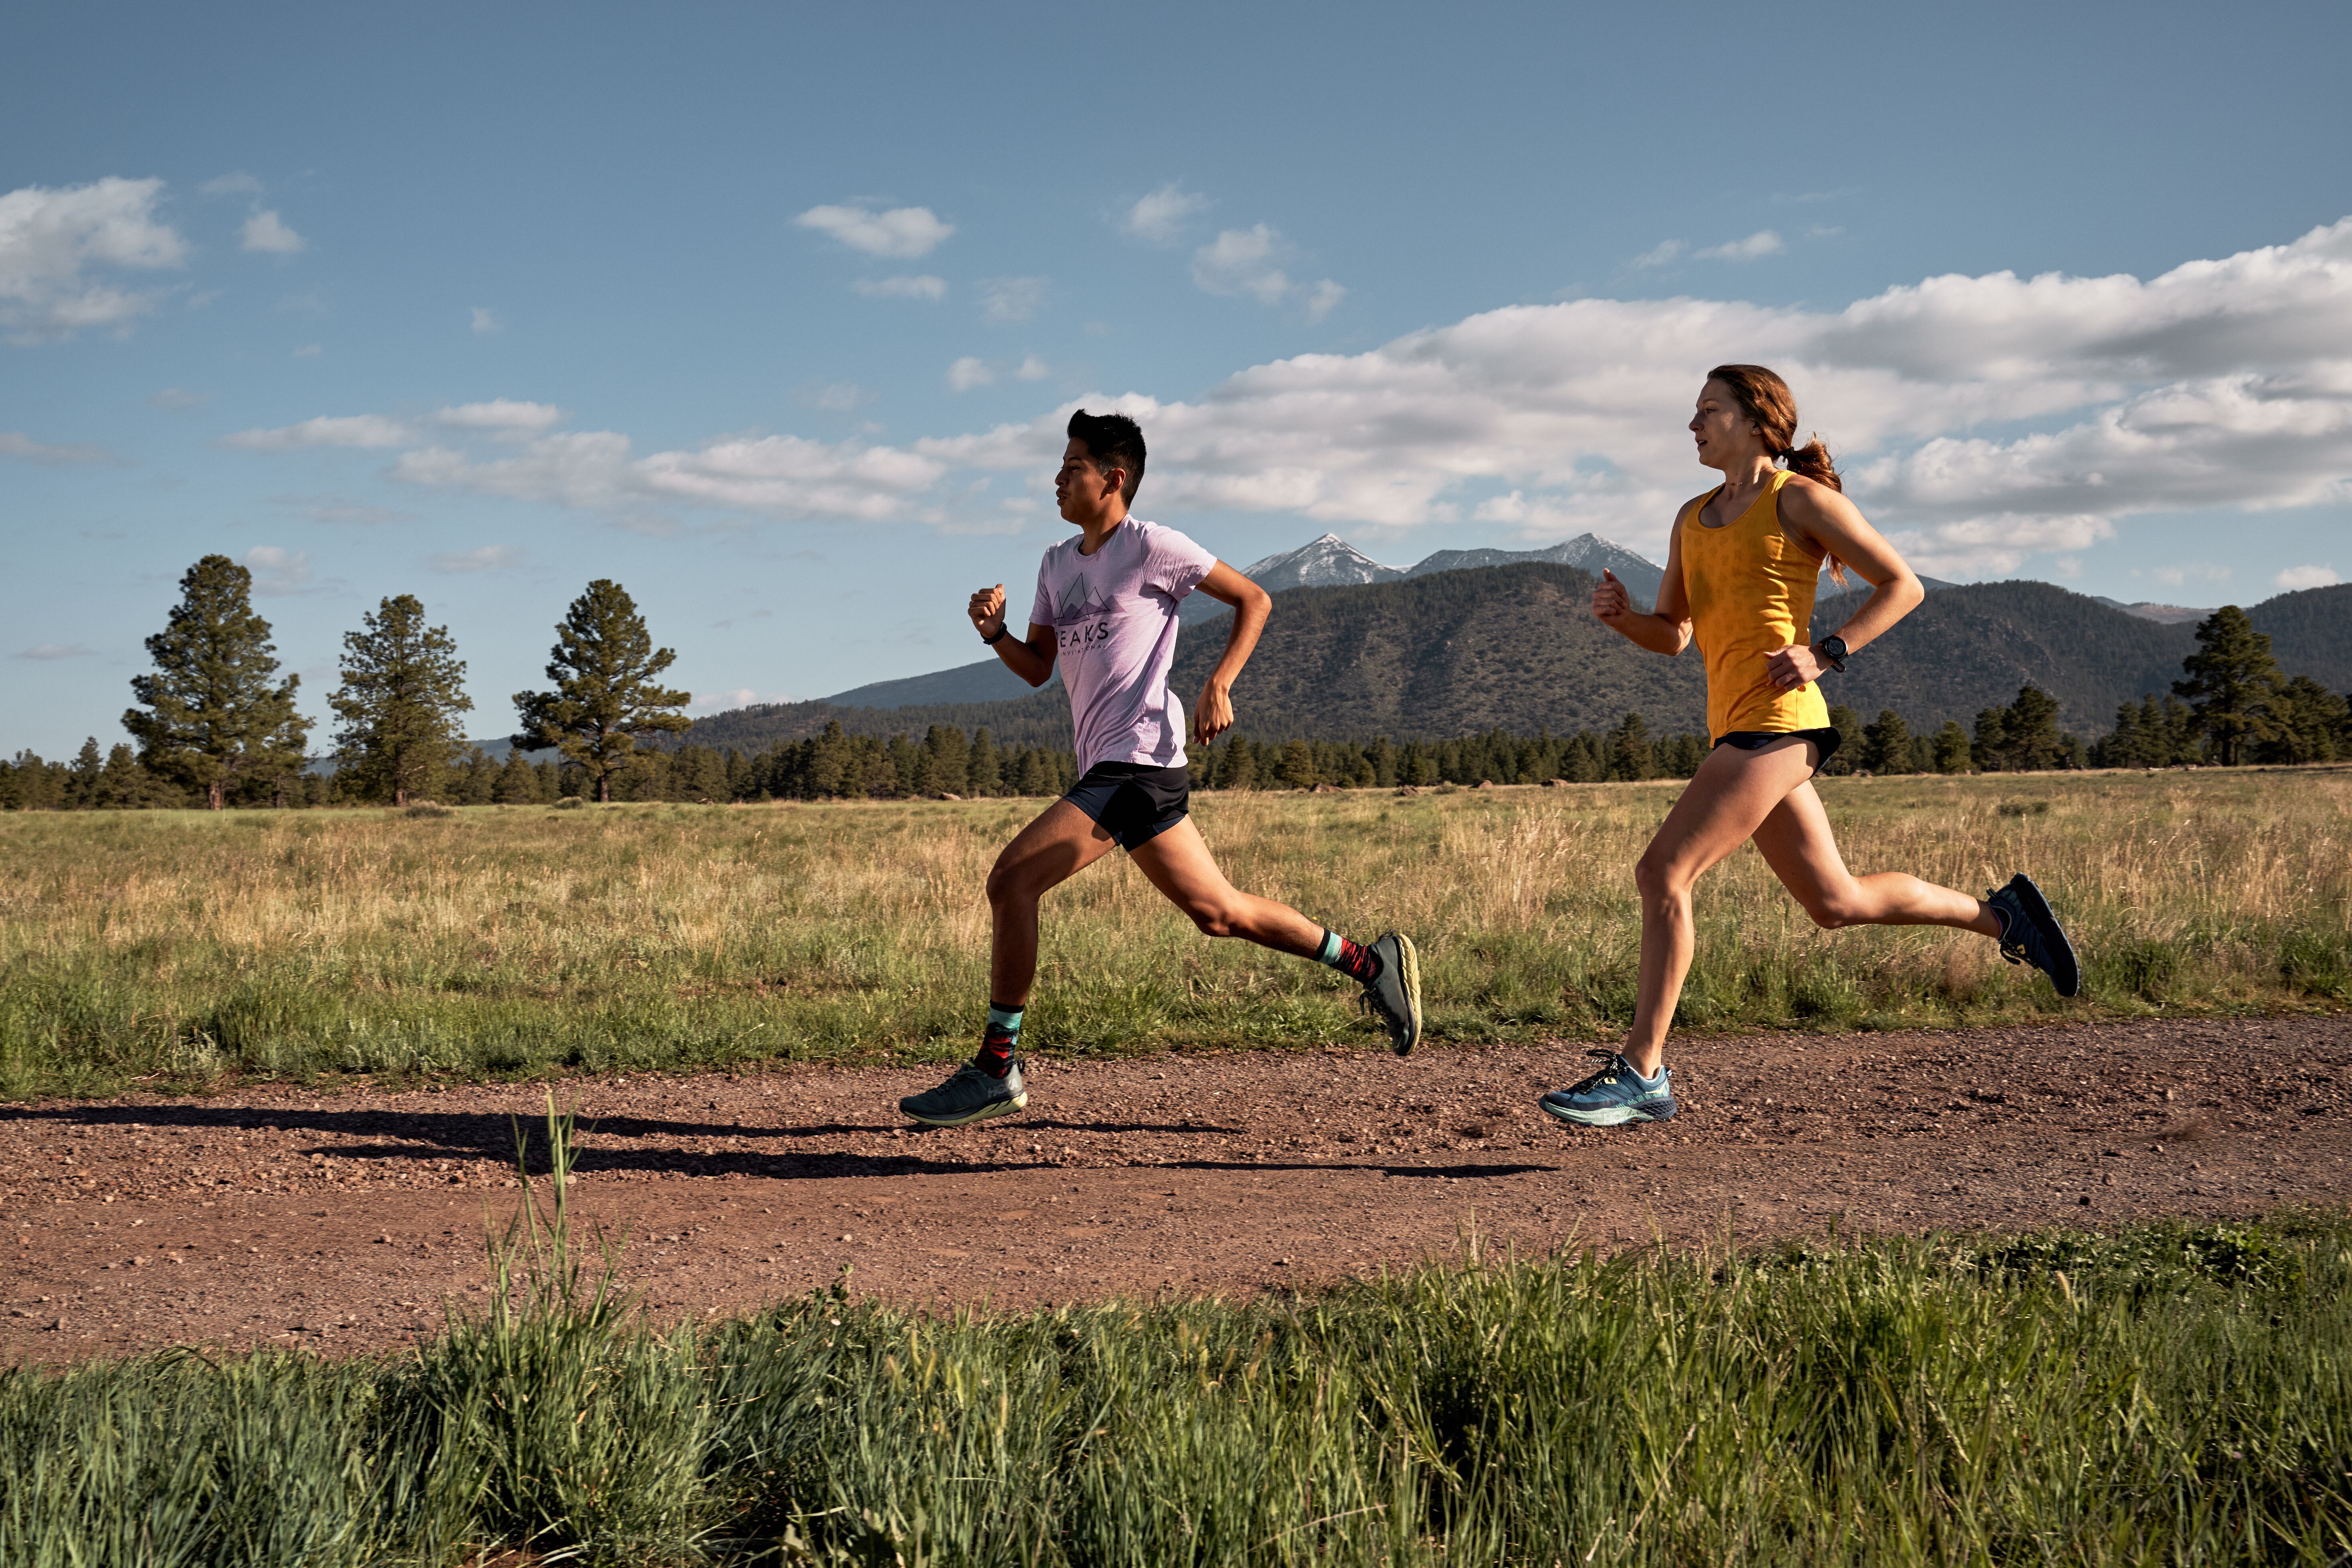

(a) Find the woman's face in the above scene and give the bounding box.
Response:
[1689,379,1764,471]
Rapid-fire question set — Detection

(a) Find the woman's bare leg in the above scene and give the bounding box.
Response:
[1621,739,1821,1076]
[1749,783,2000,934]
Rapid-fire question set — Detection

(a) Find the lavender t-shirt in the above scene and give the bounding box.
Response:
[1028,519,1219,774]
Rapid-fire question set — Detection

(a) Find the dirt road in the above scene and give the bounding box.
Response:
[6,1015,2347,1364]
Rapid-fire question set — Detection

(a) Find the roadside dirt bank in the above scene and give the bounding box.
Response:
[6,1014,2347,1365]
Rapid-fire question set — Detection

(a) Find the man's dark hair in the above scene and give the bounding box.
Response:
[1066,408,1145,503]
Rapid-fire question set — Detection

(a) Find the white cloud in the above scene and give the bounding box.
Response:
[291,343,321,358]
[223,414,411,450]
[241,210,304,253]
[471,306,502,334]
[1630,239,1686,268]
[2151,563,2234,588]
[434,399,564,434]
[0,177,186,341]
[795,203,953,258]
[14,643,95,660]
[852,274,946,301]
[948,356,995,391]
[428,544,524,573]
[1124,183,1210,244]
[0,431,117,465]
[980,276,1047,323]
[1015,355,1050,381]
[242,545,318,595]
[273,493,406,526]
[811,381,870,410]
[1695,229,1785,262]
[200,172,264,196]
[1193,225,1296,305]
[687,687,795,715]
[2276,563,2340,590]
[1305,279,1346,323]
[148,387,210,411]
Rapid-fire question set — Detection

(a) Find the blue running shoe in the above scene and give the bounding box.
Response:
[1539,1050,1677,1127]
[900,1059,1027,1127]
[1985,872,2080,997]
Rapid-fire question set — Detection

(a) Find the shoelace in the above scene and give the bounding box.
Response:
[1564,1048,1628,1096]
[1987,890,2030,968]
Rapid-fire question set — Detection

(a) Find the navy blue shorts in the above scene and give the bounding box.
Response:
[1713,726,1843,774]
[1064,761,1190,850]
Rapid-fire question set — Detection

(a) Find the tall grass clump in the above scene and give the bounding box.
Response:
[4,1109,2351,1563]
[1,767,2346,1095]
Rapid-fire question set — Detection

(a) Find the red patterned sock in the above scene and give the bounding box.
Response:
[976,1003,1023,1077]
[1316,929,1384,986]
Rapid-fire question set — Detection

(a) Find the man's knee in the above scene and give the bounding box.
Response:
[1179,895,1240,939]
[985,861,1031,908]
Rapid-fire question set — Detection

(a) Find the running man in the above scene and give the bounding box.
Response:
[1540,364,2079,1128]
[899,408,1421,1127]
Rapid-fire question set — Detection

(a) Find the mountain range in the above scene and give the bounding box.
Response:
[682,566,2350,757]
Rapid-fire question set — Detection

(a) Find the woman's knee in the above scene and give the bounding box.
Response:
[1633,850,1694,908]
[1800,889,1868,929]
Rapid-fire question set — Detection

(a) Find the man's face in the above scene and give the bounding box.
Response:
[1054,438,1122,524]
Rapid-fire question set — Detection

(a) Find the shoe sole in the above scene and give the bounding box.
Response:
[1382,931,1423,1056]
[2007,874,2081,997]
[901,1091,1027,1128]
[1538,1097,1676,1128]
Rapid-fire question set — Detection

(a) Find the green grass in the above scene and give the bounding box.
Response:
[5,1108,2350,1565]
[2,767,2348,1098]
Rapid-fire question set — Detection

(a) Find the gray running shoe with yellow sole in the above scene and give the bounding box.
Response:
[1358,931,1423,1055]
[900,1059,1027,1127]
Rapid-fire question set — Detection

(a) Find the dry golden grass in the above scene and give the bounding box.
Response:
[2,766,2346,1096]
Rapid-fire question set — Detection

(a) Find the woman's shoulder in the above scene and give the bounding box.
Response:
[1674,487,1716,523]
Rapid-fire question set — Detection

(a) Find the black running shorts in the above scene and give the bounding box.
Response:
[1713,726,1843,774]
[1063,761,1190,850]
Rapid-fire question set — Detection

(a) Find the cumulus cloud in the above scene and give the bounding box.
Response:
[948,356,995,391]
[1124,183,1210,244]
[471,306,502,334]
[428,544,524,573]
[2276,563,2340,590]
[1190,225,1342,318]
[211,217,2352,566]
[1630,239,1686,268]
[1015,355,1050,381]
[0,431,117,465]
[1304,279,1347,323]
[795,203,953,258]
[852,274,946,301]
[434,399,564,435]
[980,276,1047,323]
[240,209,304,253]
[242,545,319,595]
[223,414,411,450]
[1695,229,1785,262]
[0,177,186,341]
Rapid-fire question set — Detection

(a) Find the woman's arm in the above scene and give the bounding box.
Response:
[1593,514,1693,656]
[966,582,1058,688]
[1187,560,1270,744]
[1764,479,1924,690]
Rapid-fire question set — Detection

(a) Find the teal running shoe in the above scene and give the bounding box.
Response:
[1539,1050,1677,1127]
[901,1059,1027,1127]
[1986,872,2080,997]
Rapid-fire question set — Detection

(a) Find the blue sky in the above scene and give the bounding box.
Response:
[6,0,2351,757]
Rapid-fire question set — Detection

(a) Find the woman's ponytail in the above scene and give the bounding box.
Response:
[1706,363,1849,586]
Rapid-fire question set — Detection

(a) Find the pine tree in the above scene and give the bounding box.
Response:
[1820,704,1865,776]
[493,749,545,804]
[1932,720,1972,773]
[1607,712,1653,781]
[1859,710,1913,774]
[2175,606,2281,766]
[2255,675,2349,764]
[124,554,313,810]
[2004,686,2067,771]
[511,580,691,803]
[967,728,1003,796]
[329,594,473,806]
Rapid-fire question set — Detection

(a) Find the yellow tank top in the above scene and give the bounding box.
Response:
[1678,469,1831,741]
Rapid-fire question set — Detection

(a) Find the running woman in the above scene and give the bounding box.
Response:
[1540,365,2079,1128]
[899,408,1421,1127]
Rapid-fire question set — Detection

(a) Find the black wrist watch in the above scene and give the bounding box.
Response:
[980,623,1009,645]
[1817,634,1849,672]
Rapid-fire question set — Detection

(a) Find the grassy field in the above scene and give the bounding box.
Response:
[5,1113,2348,1566]
[1,767,2346,1099]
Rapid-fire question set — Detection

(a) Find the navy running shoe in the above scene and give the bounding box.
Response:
[1539,1050,1678,1127]
[1985,872,2080,997]
[900,1059,1027,1127]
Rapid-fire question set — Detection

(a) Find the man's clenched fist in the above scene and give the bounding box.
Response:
[968,583,1007,637]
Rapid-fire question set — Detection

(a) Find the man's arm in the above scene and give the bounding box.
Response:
[967,583,1057,688]
[1593,521,1693,656]
[1187,561,1268,744]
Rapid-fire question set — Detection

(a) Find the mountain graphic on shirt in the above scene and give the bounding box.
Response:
[1052,575,1118,625]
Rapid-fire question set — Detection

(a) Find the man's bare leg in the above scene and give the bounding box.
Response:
[984,799,1121,1005]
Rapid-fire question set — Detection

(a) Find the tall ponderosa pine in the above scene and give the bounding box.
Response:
[330,594,473,806]
[511,579,690,802]
[2175,606,2282,766]
[124,554,312,810]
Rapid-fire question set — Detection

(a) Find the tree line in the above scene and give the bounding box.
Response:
[3,563,2347,813]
